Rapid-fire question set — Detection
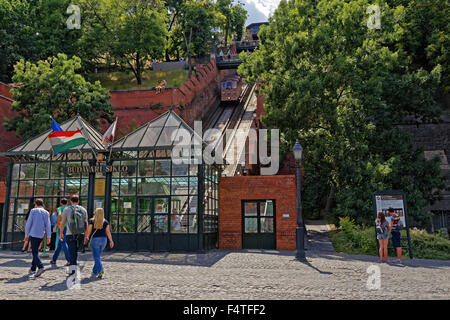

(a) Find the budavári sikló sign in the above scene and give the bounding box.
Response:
[65,165,135,175]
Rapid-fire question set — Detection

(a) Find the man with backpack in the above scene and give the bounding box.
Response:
[388,207,403,263]
[59,195,88,270]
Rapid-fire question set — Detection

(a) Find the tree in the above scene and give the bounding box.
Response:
[239,0,447,226]
[115,0,167,85]
[0,0,81,82]
[164,0,184,61]
[231,4,247,42]
[76,0,167,85]
[4,54,114,140]
[173,0,217,77]
[216,0,247,46]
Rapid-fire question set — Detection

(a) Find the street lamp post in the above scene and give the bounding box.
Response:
[293,142,306,260]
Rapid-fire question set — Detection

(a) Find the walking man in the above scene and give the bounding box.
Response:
[24,199,51,277]
[59,195,88,275]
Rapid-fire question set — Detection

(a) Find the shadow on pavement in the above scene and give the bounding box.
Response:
[96,250,232,267]
[307,251,450,269]
[0,259,30,268]
[4,274,31,284]
[296,259,333,275]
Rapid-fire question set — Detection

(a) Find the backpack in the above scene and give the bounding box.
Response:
[376,220,386,235]
[68,205,86,234]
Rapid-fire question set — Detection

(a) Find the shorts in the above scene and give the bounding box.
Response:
[391,231,401,248]
[377,234,389,240]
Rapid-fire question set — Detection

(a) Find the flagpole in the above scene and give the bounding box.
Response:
[76,117,97,161]
[107,118,118,163]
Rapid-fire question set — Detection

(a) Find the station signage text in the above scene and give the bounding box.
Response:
[65,165,135,175]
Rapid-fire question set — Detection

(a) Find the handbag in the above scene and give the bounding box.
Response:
[88,228,98,250]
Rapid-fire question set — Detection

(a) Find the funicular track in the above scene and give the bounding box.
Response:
[203,83,254,154]
[174,84,254,232]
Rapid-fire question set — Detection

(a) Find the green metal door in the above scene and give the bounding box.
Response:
[242,200,276,249]
[136,196,169,251]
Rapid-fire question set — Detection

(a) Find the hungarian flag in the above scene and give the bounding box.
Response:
[102,118,117,144]
[48,129,88,155]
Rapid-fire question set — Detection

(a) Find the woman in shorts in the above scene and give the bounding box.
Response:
[375,211,390,263]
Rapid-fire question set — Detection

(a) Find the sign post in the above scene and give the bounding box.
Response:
[372,190,413,259]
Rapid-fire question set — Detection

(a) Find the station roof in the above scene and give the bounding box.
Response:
[246,22,269,30]
[111,110,204,151]
[2,116,105,156]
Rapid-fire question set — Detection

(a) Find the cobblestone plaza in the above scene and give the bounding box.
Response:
[1,246,449,300]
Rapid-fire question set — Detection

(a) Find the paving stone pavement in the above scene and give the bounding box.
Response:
[0,244,449,300]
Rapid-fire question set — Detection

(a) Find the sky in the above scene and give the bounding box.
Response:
[238,0,281,25]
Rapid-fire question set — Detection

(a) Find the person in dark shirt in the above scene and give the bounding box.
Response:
[389,207,402,263]
[84,208,114,278]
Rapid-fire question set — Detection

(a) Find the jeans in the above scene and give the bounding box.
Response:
[52,227,70,263]
[50,231,56,250]
[30,236,43,271]
[66,234,82,266]
[91,237,107,275]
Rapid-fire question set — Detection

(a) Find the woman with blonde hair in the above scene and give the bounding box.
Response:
[84,208,114,278]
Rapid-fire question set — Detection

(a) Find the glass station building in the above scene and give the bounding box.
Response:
[0,111,220,251]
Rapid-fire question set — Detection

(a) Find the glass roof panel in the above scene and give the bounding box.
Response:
[165,113,181,126]
[110,110,208,152]
[156,126,180,147]
[140,126,164,148]
[6,116,104,154]
[148,113,169,127]
[120,125,149,149]
[172,127,193,147]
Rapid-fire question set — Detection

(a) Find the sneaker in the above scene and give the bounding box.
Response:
[28,269,36,275]
[34,268,46,278]
[50,260,56,265]
[97,270,104,279]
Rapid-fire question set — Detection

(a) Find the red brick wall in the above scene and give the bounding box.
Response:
[104,58,222,134]
[0,82,13,99]
[0,83,21,203]
[219,175,298,250]
[0,87,21,182]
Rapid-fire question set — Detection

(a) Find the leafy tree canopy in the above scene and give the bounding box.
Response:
[239,0,448,226]
[4,54,114,140]
[0,0,81,82]
[75,0,167,85]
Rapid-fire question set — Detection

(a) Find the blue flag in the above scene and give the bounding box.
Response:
[51,117,62,132]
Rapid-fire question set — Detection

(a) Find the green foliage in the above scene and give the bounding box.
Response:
[330,217,450,260]
[75,0,167,85]
[331,217,378,255]
[87,69,188,90]
[4,54,114,140]
[408,228,450,260]
[216,0,247,46]
[176,0,218,58]
[0,0,81,82]
[239,0,447,227]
